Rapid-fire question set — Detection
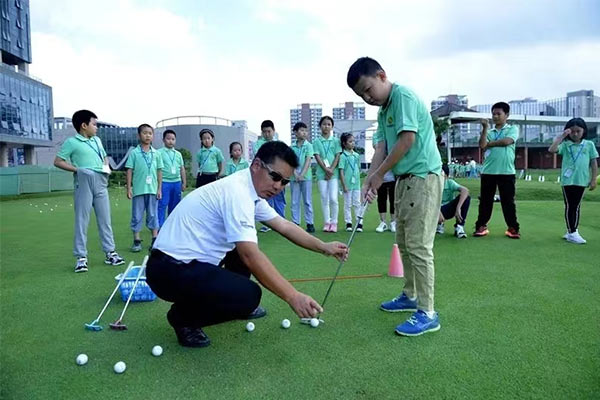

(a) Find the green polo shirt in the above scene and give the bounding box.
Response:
[125,145,164,196]
[225,158,250,175]
[338,150,361,190]
[196,146,224,174]
[442,178,461,205]
[558,140,599,187]
[481,124,519,175]
[313,135,342,180]
[373,84,441,177]
[157,147,184,183]
[291,140,314,182]
[57,134,107,174]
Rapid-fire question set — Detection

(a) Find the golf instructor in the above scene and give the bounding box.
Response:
[147,141,348,348]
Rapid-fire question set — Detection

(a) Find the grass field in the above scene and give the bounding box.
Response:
[1,178,599,399]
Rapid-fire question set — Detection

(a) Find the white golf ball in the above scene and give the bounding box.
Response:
[152,345,163,356]
[76,354,88,365]
[281,319,291,329]
[246,322,255,332]
[113,361,126,374]
[310,318,319,328]
[50,208,53,212]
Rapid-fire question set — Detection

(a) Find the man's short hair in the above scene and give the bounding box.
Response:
[138,124,153,134]
[255,141,298,169]
[347,57,384,88]
[260,120,275,130]
[72,110,97,133]
[163,129,176,139]
[491,102,510,114]
[293,122,307,131]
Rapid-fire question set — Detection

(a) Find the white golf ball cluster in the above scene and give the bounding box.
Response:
[245,317,322,332]
[75,345,163,373]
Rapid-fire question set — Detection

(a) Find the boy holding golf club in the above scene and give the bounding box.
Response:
[348,57,443,336]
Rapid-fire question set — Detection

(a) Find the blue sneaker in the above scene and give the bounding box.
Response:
[395,310,441,336]
[380,293,417,313]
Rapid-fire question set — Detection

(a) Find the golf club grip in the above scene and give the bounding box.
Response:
[95,261,135,320]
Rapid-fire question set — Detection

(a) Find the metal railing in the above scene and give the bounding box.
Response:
[155,116,234,128]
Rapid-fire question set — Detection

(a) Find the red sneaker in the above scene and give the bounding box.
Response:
[473,226,489,237]
[505,227,521,239]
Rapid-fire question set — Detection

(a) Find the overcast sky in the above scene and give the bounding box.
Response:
[32,0,600,143]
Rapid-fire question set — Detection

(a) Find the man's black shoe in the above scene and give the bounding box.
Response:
[174,326,211,348]
[246,306,267,319]
[306,224,315,233]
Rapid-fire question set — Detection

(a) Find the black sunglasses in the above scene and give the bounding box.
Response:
[259,160,290,186]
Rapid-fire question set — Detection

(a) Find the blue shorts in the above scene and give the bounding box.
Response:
[131,194,159,232]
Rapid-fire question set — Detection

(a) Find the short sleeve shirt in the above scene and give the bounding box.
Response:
[125,146,164,196]
[338,150,361,190]
[253,138,268,155]
[196,146,224,173]
[375,84,442,177]
[290,141,314,181]
[558,140,599,186]
[225,158,250,176]
[154,168,278,265]
[313,135,343,180]
[482,124,519,175]
[441,178,461,205]
[158,147,184,183]
[57,134,107,174]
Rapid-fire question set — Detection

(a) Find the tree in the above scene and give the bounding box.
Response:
[432,116,450,164]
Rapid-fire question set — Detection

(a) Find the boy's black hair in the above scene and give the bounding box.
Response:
[229,141,243,155]
[442,163,450,176]
[163,129,176,139]
[260,120,275,130]
[293,122,307,131]
[563,117,588,141]
[137,123,153,134]
[72,110,97,133]
[255,141,298,169]
[347,57,384,88]
[491,102,510,114]
[340,132,354,149]
[319,116,334,127]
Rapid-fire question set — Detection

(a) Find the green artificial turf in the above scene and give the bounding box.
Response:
[1,180,599,399]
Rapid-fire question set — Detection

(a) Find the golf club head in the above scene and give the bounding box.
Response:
[84,322,103,331]
[109,322,127,331]
[300,318,325,325]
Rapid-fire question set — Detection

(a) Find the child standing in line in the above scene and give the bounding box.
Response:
[157,129,186,228]
[225,142,250,176]
[290,122,316,233]
[437,164,470,239]
[313,116,342,232]
[372,135,396,233]
[348,57,443,336]
[54,109,125,273]
[548,118,598,244]
[126,124,163,252]
[339,133,362,232]
[196,129,224,188]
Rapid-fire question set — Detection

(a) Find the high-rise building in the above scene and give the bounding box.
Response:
[332,102,367,164]
[290,103,322,142]
[1,0,53,167]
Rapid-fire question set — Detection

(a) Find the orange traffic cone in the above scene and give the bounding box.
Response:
[388,244,404,278]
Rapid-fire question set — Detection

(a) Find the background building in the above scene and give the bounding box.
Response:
[0,0,53,167]
[333,102,367,165]
[290,103,322,142]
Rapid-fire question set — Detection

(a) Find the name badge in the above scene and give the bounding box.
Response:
[146,176,153,185]
[171,166,177,174]
[484,150,491,158]
[563,168,573,178]
[102,164,111,174]
[324,159,331,168]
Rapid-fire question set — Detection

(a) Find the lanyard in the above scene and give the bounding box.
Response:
[139,146,153,171]
[322,138,332,160]
[345,152,357,174]
[228,160,241,174]
[493,128,503,141]
[199,148,213,170]
[166,149,176,166]
[85,138,103,161]
[568,143,585,164]
[294,144,306,162]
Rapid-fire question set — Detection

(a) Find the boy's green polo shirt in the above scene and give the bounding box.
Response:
[57,134,107,174]
[291,140,314,182]
[313,135,342,180]
[225,158,250,175]
[158,147,184,182]
[558,139,598,186]
[125,145,163,196]
[373,84,441,177]
[442,178,461,205]
[481,124,519,175]
[196,146,224,174]
[338,150,361,190]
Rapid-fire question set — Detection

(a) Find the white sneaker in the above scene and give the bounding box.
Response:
[436,223,445,234]
[562,232,569,240]
[566,231,586,244]
[390,221,396,233]
[376,221,388,233]
[455,225,467,239]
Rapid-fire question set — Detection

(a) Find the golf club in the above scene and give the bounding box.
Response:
[109,255,149,330]
[84,261,135,331]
